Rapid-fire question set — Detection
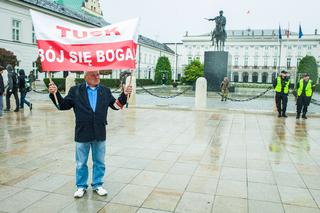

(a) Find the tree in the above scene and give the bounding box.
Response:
[36,56,60,77]
[182,59,204,84]
[297,55,318,84]
[0,48,17,68]
[36,56,42,73]
[154,56,172,84]
[99,70,112,78]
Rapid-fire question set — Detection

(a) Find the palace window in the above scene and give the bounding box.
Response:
[32,25,36,44]
[15,60,20,72]
[234,57,239,66]
[244,57,248,67]
[273,57,277,68]
[12,19,21,41]
[254,57,258,67]
[287,58,291,68]
[264,57,268,67]
[297,58,301,67]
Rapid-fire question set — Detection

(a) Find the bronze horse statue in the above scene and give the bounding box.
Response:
[206,10,227,51]
[211,25,227,51]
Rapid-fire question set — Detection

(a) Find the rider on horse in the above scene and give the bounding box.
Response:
[206,10,227,49]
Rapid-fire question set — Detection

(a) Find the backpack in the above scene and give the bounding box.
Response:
[12,72,19,88]
[24,77,31,92]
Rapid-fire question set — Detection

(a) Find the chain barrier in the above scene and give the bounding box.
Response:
[31,89,48,94]
[137,84,192,99]
[32,86,121,94]
[17,79,320,106]
[24,83,311,105]
[217,86,273,102]
[111,87,121,93]
[311,98,320,106]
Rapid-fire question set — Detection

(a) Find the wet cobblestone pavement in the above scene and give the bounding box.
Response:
[0,95,320,212]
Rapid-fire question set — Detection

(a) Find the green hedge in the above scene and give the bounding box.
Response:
[315,84,320,93]
[43,78,66,91]
[136,79,154,86]
[232,82,272,89]
[43,78,154,91]
[74,78,121,88]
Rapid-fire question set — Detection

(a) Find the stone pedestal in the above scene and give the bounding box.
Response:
[195,77,207,109]
[126,76,136,106]
[65,75,75,94]
[204,51,231,91]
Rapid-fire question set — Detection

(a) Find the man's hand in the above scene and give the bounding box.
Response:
[124,85,133,96]
[48,82,58,94]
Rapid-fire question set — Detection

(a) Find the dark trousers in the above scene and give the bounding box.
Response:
[5,88,19,110]
[275,92,288,115]
[297,95,311,116]
[20,91,31,108]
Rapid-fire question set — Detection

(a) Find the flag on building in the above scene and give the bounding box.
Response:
[286,30,290,39]
[278,25,282,40]
[299,24,303,39]
[30,10,139,72]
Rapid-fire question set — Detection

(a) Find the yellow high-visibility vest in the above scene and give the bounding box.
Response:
[297,79,312,97]
[275,77,290,94]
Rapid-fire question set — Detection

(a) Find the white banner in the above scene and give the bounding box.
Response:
[30,10,139,71]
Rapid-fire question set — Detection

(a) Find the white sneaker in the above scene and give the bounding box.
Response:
[74,188,86,198]
[94,187,108,196]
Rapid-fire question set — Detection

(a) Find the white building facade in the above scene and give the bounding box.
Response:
[0,0,174,81]
[169,29,320,84]
[110,35,175,80]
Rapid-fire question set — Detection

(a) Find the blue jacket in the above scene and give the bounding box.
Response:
[50,83,127,142]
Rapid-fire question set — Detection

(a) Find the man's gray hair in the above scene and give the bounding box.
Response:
[84,71,99,77]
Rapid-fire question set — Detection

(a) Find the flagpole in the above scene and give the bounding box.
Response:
[296,23,302,86]
[278,40,282,73]
[48,72,59,105]
[278,25,282,74]
[126,69,135,108]
[286,22,290,67]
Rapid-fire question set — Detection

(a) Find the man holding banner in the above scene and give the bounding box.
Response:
[31,10,138,198]
[49,72,132,198]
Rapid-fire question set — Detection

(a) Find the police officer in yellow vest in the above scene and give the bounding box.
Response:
[296,73,313,119]
[273,70,290,117]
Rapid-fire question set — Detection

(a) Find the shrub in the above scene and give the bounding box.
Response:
[297,55,318,84]
[43,78,155,91]
[43,78,66,91]
[182,59,204,84]
[155,56,172,84]
[0,48,18,68]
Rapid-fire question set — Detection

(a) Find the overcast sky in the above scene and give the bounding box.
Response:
[102,0,320,43]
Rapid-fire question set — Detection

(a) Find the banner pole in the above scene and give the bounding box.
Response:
[48,72,59,106]
[126,69,135,108]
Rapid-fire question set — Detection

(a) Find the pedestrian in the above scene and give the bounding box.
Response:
[28,70,36,90]
[4,64,19,112]
[220,77,229,101]
[120,71,130,91]
[18,69,32,110]
[273,70,290,117]
[0,66,5,117]
[48,70,132,198]
[296,73,313,119]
